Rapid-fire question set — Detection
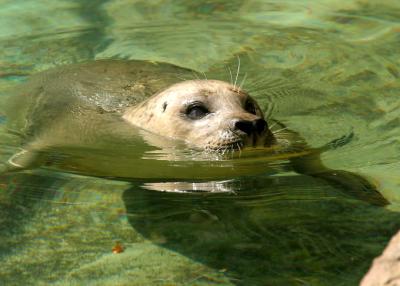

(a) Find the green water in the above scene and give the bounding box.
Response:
[1,1,400,285]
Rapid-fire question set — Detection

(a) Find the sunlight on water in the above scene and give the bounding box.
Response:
[0,0,400,285]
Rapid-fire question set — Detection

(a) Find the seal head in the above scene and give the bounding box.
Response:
[123,80,275,151]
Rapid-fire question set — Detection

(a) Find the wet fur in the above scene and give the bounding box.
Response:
[0,60,388,206]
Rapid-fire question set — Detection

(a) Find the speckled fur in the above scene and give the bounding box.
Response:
[123,79,275,151]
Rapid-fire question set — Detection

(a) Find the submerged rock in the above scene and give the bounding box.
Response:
[361,230,400,286]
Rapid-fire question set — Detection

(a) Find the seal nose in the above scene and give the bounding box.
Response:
[255,119,267,134]
[234,119,267,135]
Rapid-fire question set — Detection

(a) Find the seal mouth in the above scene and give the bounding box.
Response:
[205,140,244,154]
[203,129,277,154]
[205,134,277,155]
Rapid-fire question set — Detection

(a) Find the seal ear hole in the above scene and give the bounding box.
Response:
[244,99,257,115]
[162,102,168,112]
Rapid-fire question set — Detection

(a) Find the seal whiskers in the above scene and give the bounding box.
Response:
[239,73,248,90]
[234,56,241,89]
[272,127,289,135]
[227,66,234,85]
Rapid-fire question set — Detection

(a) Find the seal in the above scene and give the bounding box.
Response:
[0,59,388,206]
[123,79,275,151]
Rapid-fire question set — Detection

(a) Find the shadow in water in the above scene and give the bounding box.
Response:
[123,174,400,285]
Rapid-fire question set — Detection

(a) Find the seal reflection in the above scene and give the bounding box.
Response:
[122,175,400,286]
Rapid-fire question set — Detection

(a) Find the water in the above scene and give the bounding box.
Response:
[0,1,400,285]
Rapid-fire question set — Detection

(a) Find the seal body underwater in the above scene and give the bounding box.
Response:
[1,59,388,206]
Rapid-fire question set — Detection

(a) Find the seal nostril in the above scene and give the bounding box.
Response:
[234,120,254,136]
[255,119,267,134]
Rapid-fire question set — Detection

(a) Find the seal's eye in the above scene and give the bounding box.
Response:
[245,100,257,115]
[186,104,209,120]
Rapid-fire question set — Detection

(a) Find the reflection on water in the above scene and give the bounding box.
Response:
[124,177,400,285]
[0,0,400,285]
[1,170,399,285]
